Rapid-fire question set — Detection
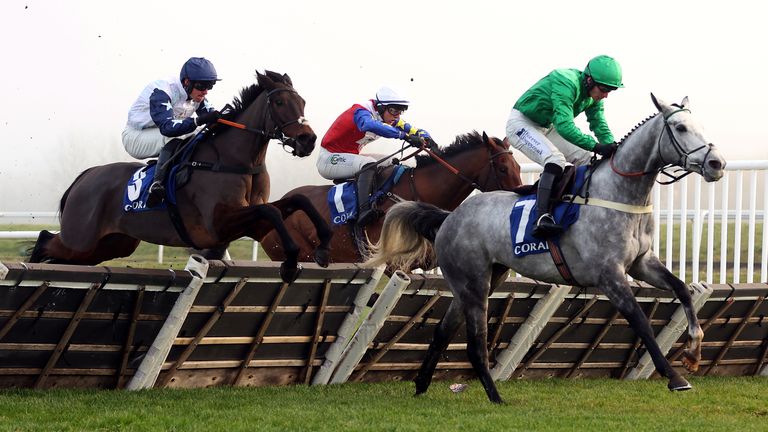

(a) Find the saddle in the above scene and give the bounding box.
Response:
[511,165,578,209]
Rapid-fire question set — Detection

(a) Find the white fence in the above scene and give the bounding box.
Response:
[3,160,768,283]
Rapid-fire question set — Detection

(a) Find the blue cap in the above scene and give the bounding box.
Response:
[179,57,220,82]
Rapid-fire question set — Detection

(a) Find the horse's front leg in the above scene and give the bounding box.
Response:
[220,204,301,283]
[629,253,703,372]
[271,195,333,267]
[600,266,691,391]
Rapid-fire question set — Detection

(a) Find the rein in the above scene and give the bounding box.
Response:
[419,146,509,191]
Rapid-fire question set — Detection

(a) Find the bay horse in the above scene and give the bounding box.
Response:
[29,70,332,283]
[259,131,523,265]
[366,95,727,402]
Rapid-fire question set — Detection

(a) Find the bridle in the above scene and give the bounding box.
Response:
[476,148,513,191]
[610,108,713,184]
[218,86,309,156]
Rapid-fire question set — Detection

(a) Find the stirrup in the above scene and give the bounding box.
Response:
[356,208,378,227]
[531,213,563,239]
[146,182,166,207]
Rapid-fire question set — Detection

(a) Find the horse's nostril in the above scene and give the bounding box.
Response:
[708,160,722,170]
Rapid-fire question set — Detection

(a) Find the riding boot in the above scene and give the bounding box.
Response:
[146,139,179,207]
[355,163,378,227]
[531,163,564,239]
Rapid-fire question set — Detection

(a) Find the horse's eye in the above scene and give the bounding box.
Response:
[675,124,687,133]
[500,167,507,174]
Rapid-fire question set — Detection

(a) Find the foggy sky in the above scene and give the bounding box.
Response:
[1,0,765,212]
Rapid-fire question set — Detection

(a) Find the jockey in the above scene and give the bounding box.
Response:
[122,57,223,207]
[316,86,434,226]
[506,54,623,239]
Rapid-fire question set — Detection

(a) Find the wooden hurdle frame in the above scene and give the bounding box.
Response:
[1,260,767,389]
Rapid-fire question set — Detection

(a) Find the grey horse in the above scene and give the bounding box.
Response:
[366,94,727,403]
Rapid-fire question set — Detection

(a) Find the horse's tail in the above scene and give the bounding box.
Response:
[364,201,449,271]
[58,168,94,223]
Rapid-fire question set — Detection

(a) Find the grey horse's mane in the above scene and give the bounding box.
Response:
[618,113,659,144]
[618,103,686,144]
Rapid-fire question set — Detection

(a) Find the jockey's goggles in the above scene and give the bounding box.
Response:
[192,81,216,91]
[596,83,617,93]
[386,106,406,116]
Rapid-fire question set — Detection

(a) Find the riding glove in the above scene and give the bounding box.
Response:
[425,137,440,153]
[593,143,618,157]
[195,110,222,126]
[404,134,424,148]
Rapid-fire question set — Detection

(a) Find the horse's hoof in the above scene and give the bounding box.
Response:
[414,380,429,396]
[681,351,700,373]
[668,376,692,392]
[279,262,303,284]
[314,249,330,268]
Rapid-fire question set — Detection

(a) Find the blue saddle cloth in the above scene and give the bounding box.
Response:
[508,166,588,257]
[327,165,407,226]
[123,164,161,212]
[122,133,204,213]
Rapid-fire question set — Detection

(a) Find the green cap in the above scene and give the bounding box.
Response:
[585,55,624,88]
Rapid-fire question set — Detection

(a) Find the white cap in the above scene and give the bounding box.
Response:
[375,86,410,106]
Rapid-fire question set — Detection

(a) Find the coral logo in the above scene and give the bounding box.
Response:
[330,154,347,165]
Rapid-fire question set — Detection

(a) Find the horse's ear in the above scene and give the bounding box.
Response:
[256,70,275,90]
[282,73,293,87]
[650,92,663,112]
[681,96,690,110]
[481,131,496,151]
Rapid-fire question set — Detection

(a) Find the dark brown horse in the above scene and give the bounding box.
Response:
[29,70,332,282]
[260,131,522,265]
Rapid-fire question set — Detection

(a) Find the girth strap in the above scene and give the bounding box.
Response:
[164,200,201,250]
[546,239,581,287]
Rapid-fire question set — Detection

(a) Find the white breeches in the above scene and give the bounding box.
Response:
[316,147,415,180]
[122,126,197,159]
[505,109,592,168]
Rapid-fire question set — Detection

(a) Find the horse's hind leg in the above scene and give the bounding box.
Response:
[602,268,691,391]
[629,254,703,372]
[85,234,141,264]
[28,230,56,263]
[415,300,464,396]
[30,232,140,265]
[461,278,503,403]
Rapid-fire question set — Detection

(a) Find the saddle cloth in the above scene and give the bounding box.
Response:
[123,164,161,213]
[327,165,408,226]
[122,133,205,213]
[508,165,588,257]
